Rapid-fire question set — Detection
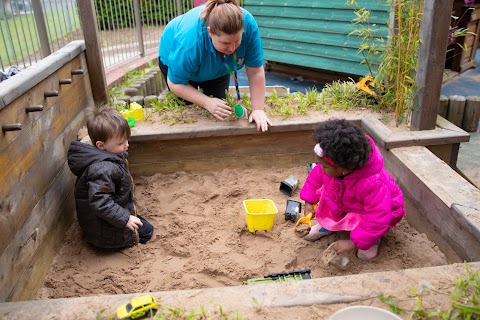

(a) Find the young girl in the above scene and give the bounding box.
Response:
[300,119,405,260]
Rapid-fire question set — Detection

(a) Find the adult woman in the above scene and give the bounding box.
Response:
[158,0,272,131]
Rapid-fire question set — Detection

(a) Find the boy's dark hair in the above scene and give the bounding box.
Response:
[313,119,370,169]
[86,105,131,145]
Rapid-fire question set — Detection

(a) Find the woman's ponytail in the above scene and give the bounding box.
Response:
[200,0,243,35]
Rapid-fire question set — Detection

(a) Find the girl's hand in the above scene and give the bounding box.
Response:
[249,109,272,132]
[126,215,143,232]
[333,239,356,254]
[304,202,315,216]
[204,97,232,120]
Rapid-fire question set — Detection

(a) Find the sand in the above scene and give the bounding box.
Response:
[36,165,448,301]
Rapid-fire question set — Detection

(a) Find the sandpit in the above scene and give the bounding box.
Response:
[36,165,447,299]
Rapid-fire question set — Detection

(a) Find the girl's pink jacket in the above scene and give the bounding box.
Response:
[300,136,406,250]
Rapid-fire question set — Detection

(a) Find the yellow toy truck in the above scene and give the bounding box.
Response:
[115,294,158,320]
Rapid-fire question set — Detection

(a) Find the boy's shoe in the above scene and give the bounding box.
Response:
[304,223,331,241]
[357,240,380,260]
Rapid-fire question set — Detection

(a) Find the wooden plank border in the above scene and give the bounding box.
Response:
[0,111,85,256]
[361,114,470,166]
[384,146,480,262]
[362,114,470,149]
[0,41,86,109]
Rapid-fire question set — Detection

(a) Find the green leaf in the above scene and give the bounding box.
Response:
[378,295,404,314]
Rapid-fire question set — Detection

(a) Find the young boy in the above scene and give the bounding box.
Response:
[68,106,154,249]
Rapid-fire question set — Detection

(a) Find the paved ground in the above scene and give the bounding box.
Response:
[234,66,324,93]
[457,129,480,188]
[2,262,479,319]
[441,51,480,189]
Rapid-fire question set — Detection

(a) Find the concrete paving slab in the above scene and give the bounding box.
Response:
[0,262,478,320]
[458,130,480,188]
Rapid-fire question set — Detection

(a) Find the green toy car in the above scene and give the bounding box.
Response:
[243,269,312,285]
[115,294,158,320]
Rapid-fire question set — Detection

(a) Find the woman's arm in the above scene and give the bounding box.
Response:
[167,78,232,121]
[245,65,272,132]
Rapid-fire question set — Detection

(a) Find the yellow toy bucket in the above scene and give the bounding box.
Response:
[243,199,278,232]
[120,102,145,122]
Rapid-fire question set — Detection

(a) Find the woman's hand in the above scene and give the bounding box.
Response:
[333,239,356,254]
[249,109,272,132]
[204,97,232,120]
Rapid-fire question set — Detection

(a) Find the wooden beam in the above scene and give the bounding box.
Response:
[129,117,364,142]
[411,0,454,131]
[385,146,480,262]
[128,130,318,177]
[77,0,108,104]
[362,114,469,150]
[383,129,469,149]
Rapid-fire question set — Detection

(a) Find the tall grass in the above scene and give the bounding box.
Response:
[348,0,422,126]
[379,0,422,125]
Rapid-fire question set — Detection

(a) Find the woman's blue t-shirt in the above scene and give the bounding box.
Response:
[158,5,264,84]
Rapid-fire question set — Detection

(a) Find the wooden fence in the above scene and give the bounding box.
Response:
[0,41,91,301]
[439,95,480,132]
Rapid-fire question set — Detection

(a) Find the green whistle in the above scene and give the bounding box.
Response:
[234,104,247,118]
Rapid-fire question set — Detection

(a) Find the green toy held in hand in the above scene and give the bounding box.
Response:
[218,52,248,119]
[234,103,247,119]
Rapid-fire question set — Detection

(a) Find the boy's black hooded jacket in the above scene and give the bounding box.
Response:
[67,140,136,248]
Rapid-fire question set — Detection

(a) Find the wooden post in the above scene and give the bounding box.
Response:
[176,0,183,15]
[130,83,144,96]
[462,96,480,132]
[411,0,454,131]
[131,96,144,106]
[144,95,159,108]
[30,0,50,58]
[447,95,466,127]
[438,95,449,119]
[133,0,145,57]
[77,0,108,105]
[125,88,139,97]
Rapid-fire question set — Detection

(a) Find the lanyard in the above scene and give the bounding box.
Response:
[218,51,241,101]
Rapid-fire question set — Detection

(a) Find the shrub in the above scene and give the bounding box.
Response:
[95,0,191,30]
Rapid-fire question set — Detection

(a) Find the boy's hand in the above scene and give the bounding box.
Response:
[126,215,143,232]
[333,239,356,254]
[77,126,88,140]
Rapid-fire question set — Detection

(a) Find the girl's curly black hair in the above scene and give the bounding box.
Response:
[313,119,371,169]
